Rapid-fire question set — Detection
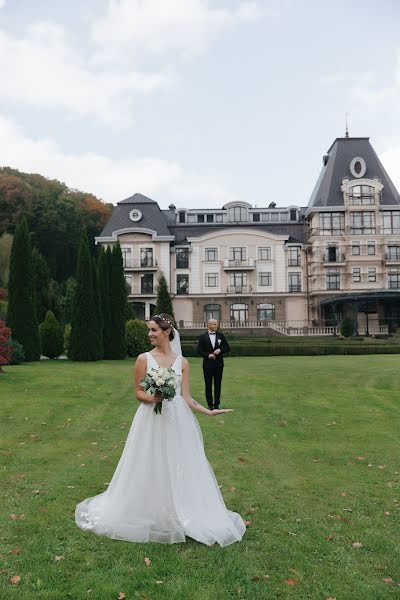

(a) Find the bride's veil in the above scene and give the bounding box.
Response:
[170,328,182,356]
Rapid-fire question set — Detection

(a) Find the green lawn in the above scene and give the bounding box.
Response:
[1,357,399,600]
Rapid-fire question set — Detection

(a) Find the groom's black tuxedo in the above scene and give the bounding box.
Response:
[197,331,230,410]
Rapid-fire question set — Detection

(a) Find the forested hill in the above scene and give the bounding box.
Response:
[0,167,113,281]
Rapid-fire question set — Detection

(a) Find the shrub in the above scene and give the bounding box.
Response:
[9,339,25,364]
[0,299,7,320]
[126,319,151,357]
[39,310,64,359]
[340,318,355,337]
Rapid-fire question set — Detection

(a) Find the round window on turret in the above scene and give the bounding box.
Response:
[350,157,366,178]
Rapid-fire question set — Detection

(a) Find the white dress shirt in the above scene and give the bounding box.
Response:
[208,331,216,349]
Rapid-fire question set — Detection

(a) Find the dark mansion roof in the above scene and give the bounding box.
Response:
[308,137,400,209]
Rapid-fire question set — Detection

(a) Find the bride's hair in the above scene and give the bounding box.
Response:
[152,313,175,340]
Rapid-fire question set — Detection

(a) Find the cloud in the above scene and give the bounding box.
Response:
[0,115,236,207]
[0,0,5,8]
[91,0,271,63]
[0,23,176,125]
[379,145,400,193]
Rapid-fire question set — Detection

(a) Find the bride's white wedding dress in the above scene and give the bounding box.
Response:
[75,351,245,547]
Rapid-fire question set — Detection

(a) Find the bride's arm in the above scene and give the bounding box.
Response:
[134,354,162,404]
[181,358,233,416]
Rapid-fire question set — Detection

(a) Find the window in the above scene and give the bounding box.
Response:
[125,274,133,293]
[290,209,297,221]
[352,267,361,282]
[121,247,132,268]
[229,247,246,262]
[258,247,271,260]
[229,273,247,292]
[230,303,248,321]
[252,213,260,222]
[205,273,218,287]
[271,212,279,222]
[388,269,400,289]
[368,268,376,282]
[261,213,270,222]
[352,242,360,256]
[288,273,301,292]
[382,211,400,234]
[228,206,247,222]
[259,272,272,286]
[387,244,400,261]
[257,303,275,320]
[140,273,153,294]
[206,214,214,223]
[215,213,224,223]
[178,211,186,223]
[288,246,301,266]
[326,245,338,262]
[367,241,376,255]
[197,214,205,223]
[349,185,375,205]
[205,247,218,262]
[319,212,345,235]
[177,274,189,294]
[279,212,288,221]
[349,211,375,234]
[140,247,153,267]
[326,269,340,290]
[176,248,189,268]
[204,304,221,321]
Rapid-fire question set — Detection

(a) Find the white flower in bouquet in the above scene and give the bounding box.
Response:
[140,367,181,414]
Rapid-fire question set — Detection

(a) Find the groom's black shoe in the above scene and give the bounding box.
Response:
[208,405,214,411]
[213,405,220,410]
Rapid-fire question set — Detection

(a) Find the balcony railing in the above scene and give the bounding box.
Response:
[322,253,346,263]
[227,285,249,294]
[288,285,302,293]
[385,252,400,262]
[124,259,158,270]
[223,258,255,270]
[288,258,301,266]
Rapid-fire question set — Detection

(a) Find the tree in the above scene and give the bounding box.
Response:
[32,247,50,324]
[109,243,127,359]
[39,310,64,359]
[7,215,40,361]
[0,233,13,287]
[59,277,76,327]
[68,230,98,361]
[0,320,12,372]
[155,274,175,323]
[92,258,104,359]
[99,246,112,358]
[340,317,355,337]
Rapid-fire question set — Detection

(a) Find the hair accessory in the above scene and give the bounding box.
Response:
[153,314,173,327]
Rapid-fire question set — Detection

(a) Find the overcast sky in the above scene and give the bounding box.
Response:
[1,0,400,209]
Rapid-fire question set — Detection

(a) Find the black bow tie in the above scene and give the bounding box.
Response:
[209,332,216,335]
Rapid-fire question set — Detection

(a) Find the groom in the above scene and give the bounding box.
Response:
[197,319,230,411]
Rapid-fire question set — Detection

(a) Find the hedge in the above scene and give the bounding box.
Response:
[180,342,400,356]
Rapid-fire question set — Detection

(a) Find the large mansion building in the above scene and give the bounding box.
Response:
[96,136,400,333]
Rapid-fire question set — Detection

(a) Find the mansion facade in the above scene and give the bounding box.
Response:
[96,135,400,333]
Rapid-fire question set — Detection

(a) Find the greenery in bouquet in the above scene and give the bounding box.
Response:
[140,366,181,414]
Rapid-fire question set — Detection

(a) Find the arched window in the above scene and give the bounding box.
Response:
[203,304,221,322]
[228,206,248,223]
[349,185,375,205]
[257,303,275,320]
[230,303,248,322]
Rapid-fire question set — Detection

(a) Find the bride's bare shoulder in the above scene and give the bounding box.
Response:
[181,357,189,369]
[135,353,147,365]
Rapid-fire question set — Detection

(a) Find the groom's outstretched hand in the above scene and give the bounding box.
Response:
[209,409,234,416]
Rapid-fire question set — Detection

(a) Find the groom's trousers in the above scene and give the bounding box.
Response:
[203,362,224,409]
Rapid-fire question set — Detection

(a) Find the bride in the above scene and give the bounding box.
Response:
[75,313,246,547]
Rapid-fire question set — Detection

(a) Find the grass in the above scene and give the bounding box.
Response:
[1,356,399,600]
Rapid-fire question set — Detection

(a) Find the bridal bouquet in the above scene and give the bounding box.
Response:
[140,367,181,414]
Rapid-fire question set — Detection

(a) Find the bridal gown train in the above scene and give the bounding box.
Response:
[75,352,246,547]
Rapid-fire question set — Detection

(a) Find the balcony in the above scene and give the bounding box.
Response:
[227,285,250,294]
[322,253,346,265]
[385,252,400,264]
[124,259,158,271]
[223,258,255,270]
[288,285,302,293]
[288,258,301,266]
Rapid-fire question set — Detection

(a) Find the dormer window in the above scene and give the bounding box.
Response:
[228,206,248,222]
[178,211,186,223]
[349,185,375,205]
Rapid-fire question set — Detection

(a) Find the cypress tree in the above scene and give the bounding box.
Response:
[109,243,127,359]
[7,215,40,361]
[32,247,50,324]
[99,246,113,358]
[39,310,64,359]
[68,230,98,361]
[92,257,104,359]
[155,274,175,323]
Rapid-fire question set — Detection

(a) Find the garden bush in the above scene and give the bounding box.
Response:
[126,319,151,357]
[39,310,64,359]
[340,317,354,337]
[9,338,25,364]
